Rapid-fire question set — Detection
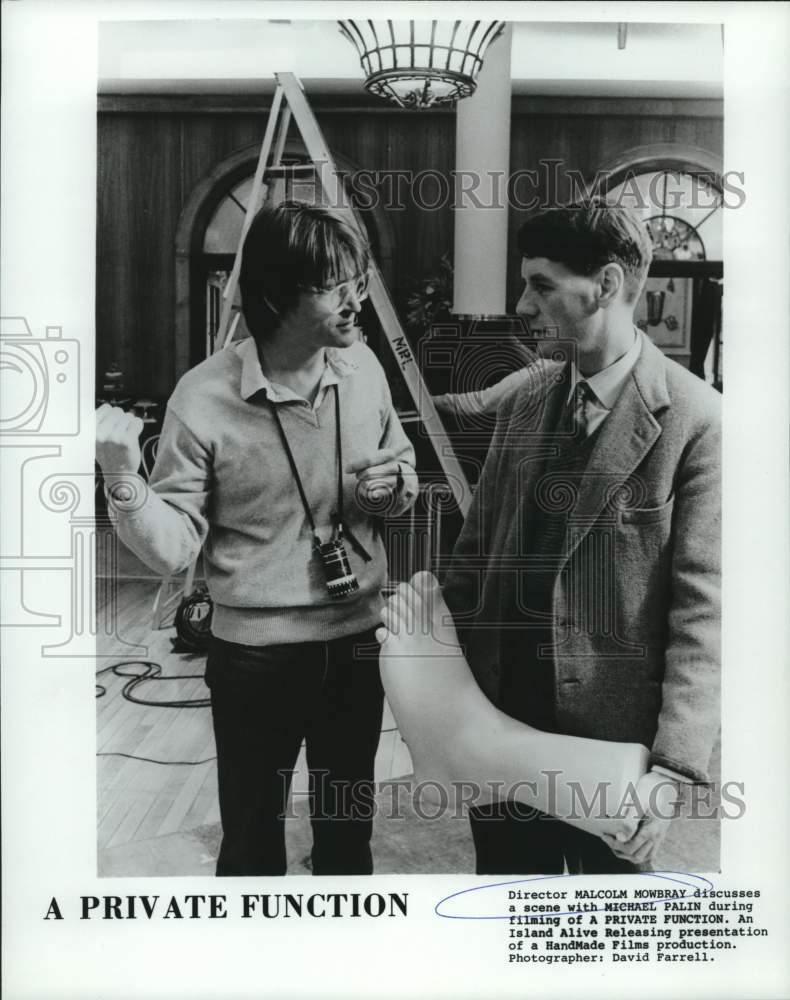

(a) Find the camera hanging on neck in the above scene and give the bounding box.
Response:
[268,383,370,601]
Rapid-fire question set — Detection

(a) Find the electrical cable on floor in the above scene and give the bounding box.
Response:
[96,659,210,708]
[97,751,216,766]
[96,658,211,764]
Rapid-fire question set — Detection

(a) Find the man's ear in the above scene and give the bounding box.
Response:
[596,263,625,308]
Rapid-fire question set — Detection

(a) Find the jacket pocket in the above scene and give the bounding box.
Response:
[619,495,675,525]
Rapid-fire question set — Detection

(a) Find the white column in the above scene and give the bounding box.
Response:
[453,23,513,317]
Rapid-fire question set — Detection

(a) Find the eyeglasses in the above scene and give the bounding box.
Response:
[297,271,370,309]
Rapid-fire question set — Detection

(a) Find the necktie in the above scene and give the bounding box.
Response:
[571,380,594,436]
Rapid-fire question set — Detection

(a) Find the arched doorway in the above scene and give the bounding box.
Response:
[173,141,397,379]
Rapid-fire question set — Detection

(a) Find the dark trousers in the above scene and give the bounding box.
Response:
[205,629,384,877]
[469,800,642,875]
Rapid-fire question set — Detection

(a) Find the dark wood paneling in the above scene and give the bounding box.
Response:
[97,115,182,397]
[179,116,265,203]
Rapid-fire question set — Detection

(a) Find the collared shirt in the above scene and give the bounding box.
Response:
[566,328,642,435]
[238,336,359,411]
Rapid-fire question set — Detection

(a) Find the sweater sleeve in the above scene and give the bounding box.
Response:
[106,406,211,577]
[377,367,418,517]
[433,367,532,420]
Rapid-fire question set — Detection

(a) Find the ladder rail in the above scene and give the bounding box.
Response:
[215,84,285,346]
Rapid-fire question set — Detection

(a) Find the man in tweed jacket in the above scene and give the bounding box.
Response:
[442,204,721,874]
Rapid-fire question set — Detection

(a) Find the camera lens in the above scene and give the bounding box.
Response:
[317,538,360,600]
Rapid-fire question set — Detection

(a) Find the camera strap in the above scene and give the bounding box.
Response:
[268,383,371,561]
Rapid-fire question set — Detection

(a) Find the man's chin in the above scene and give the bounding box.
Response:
[332,323,359,345]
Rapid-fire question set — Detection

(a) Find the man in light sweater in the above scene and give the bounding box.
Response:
[96,202,418,876]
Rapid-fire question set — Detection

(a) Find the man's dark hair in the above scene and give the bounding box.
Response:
[240,201,370,340]
[517,202,653,301]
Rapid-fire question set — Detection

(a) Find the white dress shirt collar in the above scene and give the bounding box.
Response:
[567,328,642,410]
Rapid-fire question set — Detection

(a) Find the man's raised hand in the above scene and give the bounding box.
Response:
[96,403,144,477]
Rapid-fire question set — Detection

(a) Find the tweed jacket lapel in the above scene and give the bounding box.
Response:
[473,365,563,686]
[561,332,672,563]
[508,360,571,528]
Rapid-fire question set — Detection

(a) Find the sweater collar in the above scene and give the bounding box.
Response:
[238,336,359,403]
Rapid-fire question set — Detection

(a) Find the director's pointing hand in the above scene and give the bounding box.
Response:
[347,448,401,504]
[347,448,418,510]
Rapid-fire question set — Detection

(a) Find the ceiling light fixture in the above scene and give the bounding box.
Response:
[338,19,506,108]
